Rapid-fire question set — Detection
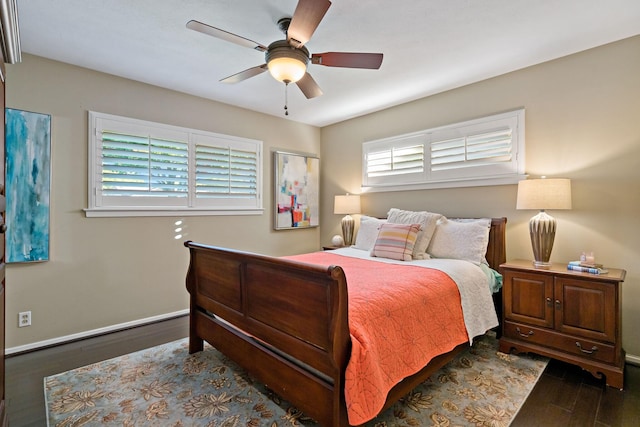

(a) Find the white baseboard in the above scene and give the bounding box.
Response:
[5,309,189,356]
[626,353,640,366]
[6,311,640,367]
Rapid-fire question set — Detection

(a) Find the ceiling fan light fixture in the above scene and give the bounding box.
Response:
[268,57,306,83]
[266,40,309,83]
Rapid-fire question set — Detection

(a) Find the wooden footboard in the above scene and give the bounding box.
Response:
[184,242,351,426]
[184,217,506,426]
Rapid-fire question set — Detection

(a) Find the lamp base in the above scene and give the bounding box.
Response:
[341,214,355,246]
[529,210,557,269]
[532,260,552,269]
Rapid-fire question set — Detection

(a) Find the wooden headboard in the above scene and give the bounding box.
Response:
[486,217,507,270]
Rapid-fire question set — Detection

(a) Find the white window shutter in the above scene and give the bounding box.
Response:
[88,111,263,216]
[363,109,525,190]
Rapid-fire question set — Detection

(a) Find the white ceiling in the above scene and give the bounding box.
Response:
[15,0,640,127]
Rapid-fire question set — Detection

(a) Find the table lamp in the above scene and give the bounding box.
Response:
[517,177,572,269]
[334,194,361,246]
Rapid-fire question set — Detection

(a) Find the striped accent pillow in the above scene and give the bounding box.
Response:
[371,223,421,261]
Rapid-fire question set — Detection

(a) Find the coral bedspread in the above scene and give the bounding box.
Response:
[286,251,470,425]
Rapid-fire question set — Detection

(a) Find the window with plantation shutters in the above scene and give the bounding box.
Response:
[191,133,259,208]
[366,144,424,178]
[363,133,427,186]
[100,130,189,201]
[363,109,525,191]
[87,112,262,217]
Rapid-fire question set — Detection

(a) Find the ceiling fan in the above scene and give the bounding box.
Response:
[186,0,383,112]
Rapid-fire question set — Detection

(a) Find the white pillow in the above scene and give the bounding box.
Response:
[353,216,386,251]
[387,208,441,260]
[427,216,490,264]
[450,217,492,227]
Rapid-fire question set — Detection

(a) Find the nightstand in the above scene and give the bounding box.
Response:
[322,246,341,250]
[499,259,626,389]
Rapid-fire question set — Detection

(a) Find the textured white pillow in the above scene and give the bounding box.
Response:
[353,216,386,251]
[450,217,492,227]
[387,208,441,260]
[427,216,490,264]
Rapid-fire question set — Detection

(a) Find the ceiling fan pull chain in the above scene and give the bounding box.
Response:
[284,82,289,116]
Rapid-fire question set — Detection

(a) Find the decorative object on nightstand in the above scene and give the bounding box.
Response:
[516,177,572,269]
[567,259,609,275]
[334,193,360,246]
[331,235,344,247]
[499,260,626,389]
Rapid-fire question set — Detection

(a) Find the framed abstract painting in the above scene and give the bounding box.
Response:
[5,108,51,263]
[274,151,319,230]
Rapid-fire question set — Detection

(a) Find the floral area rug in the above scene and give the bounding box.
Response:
[44,332,547,426]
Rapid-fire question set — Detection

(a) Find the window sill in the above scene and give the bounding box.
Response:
[84,207,264,218]
[361,174,527,193]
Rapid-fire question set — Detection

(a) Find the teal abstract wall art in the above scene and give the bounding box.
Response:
[5,108,51,263]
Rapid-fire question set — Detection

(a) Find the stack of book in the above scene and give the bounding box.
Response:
[567,260,609,275]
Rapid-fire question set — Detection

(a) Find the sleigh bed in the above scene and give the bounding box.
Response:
[184,216,506,426]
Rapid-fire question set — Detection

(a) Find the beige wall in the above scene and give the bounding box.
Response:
[321,36,640,359]
[6,36,640,361]
[5,55,321,349]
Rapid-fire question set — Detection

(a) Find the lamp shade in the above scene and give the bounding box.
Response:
[334,194,361,215]
[516,178,572,210]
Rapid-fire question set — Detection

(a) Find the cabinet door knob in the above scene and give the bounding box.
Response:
[546,297,552,307]
[576,341,598,355]
[555,299,561,308]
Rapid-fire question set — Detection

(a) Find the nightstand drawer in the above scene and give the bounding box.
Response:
[503,321,616,364]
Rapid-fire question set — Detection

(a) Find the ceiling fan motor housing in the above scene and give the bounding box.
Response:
[266,40,310,83]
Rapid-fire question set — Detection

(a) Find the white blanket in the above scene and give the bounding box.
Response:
[329,247,499,344]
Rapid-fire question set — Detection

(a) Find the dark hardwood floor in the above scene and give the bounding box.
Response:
[5,315,640,426]
[512,357,640,427]
[6,315,190,426]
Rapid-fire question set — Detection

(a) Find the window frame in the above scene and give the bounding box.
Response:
[86,111,263,217]
[362,109,526,191]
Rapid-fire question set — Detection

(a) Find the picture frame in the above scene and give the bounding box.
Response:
[5,108,52,263]
[273,150,319,230]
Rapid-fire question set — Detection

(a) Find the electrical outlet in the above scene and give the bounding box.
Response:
[18,311,31,327]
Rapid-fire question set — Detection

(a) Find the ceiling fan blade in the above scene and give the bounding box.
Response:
[296,72,323,99]
[287,0,331,48]
[220,64,268,84]
[187,20,268,52]
[311,52,383,69]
